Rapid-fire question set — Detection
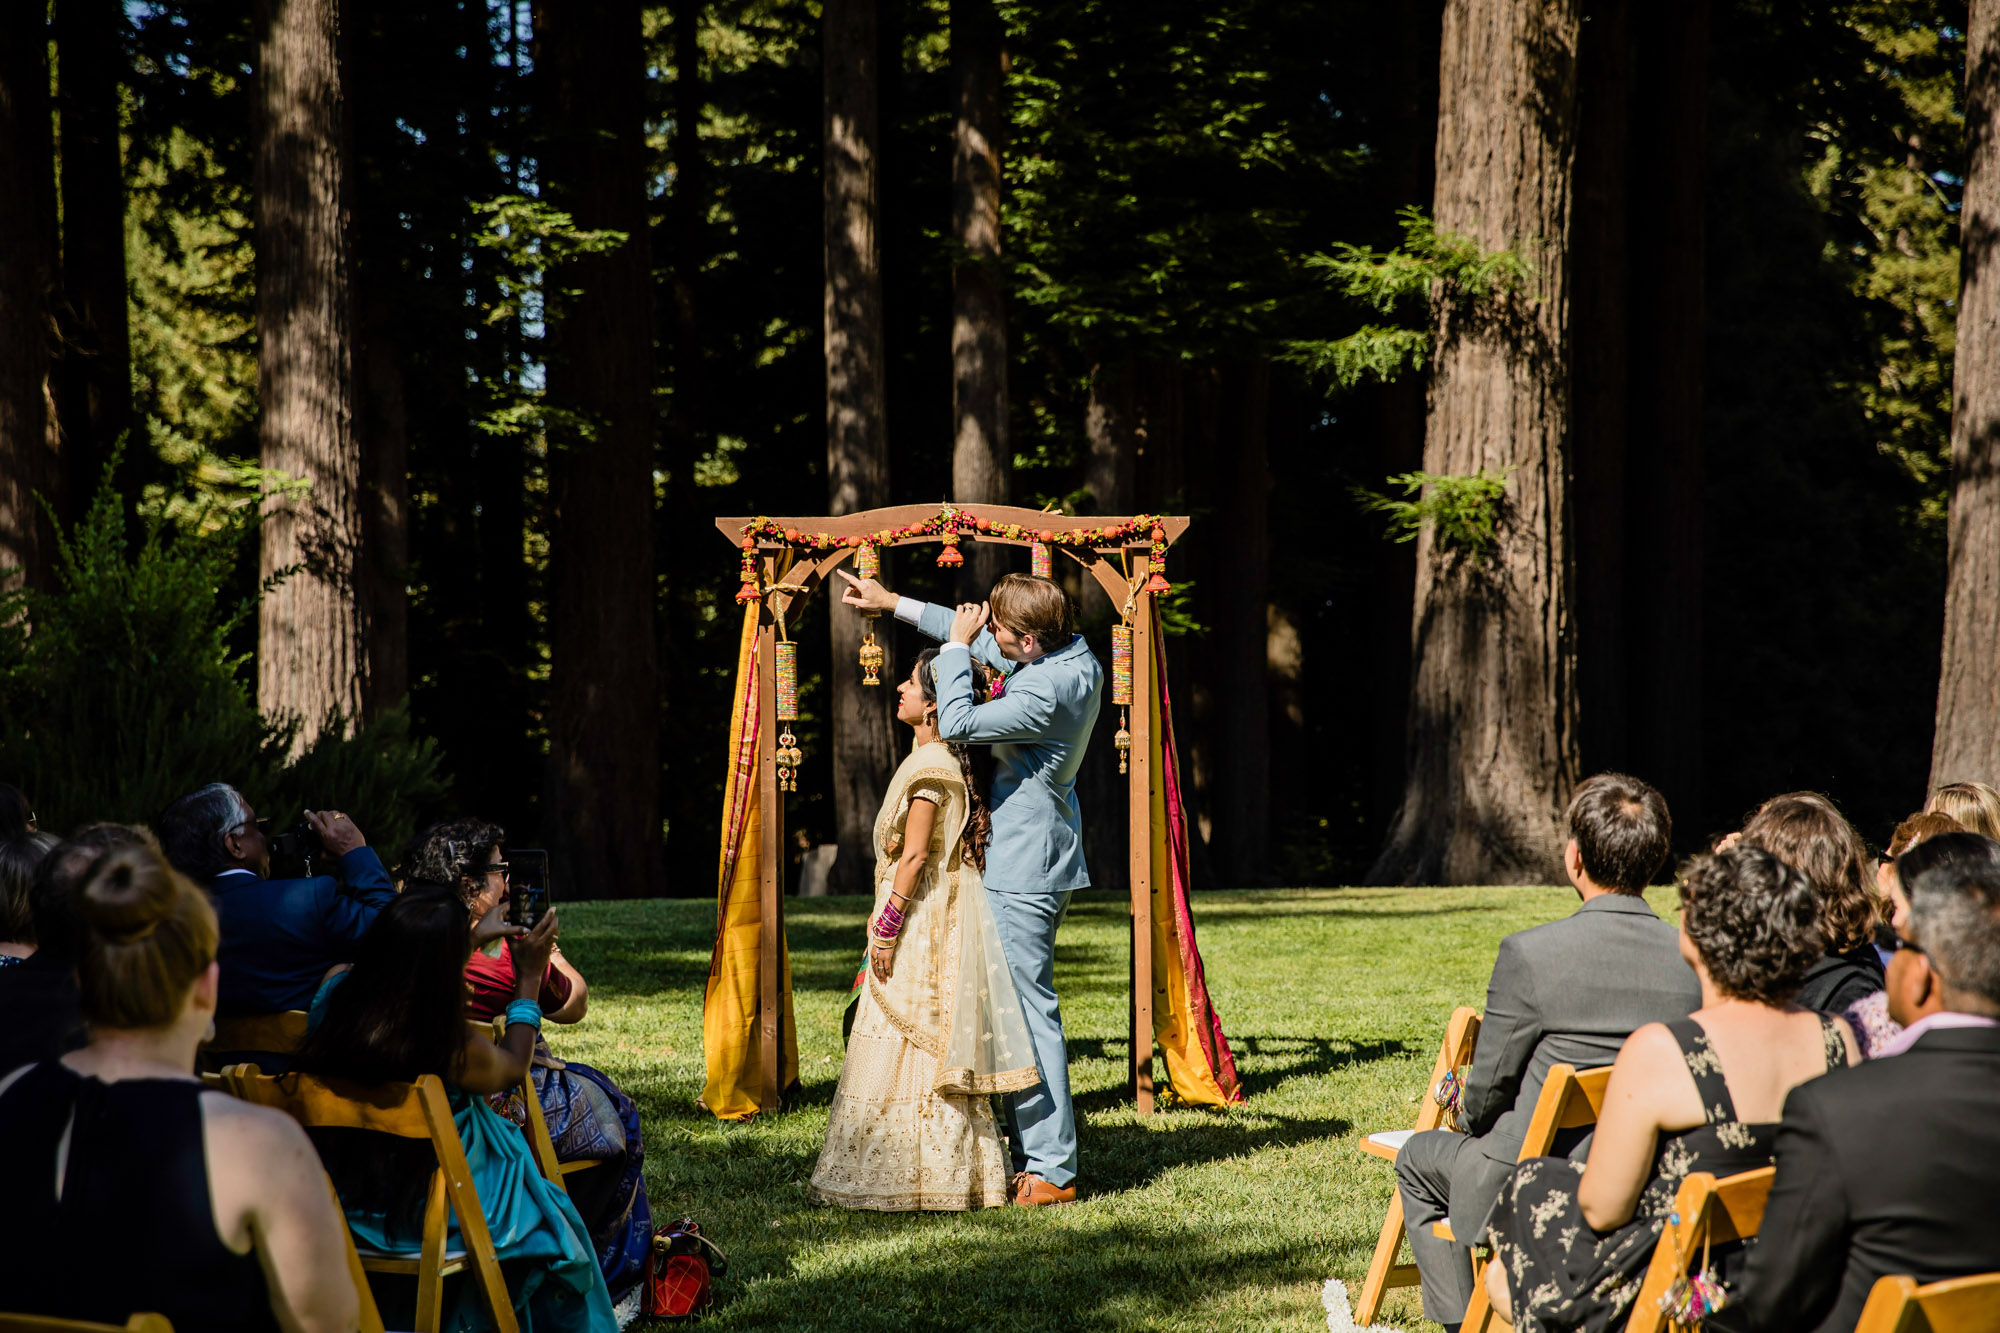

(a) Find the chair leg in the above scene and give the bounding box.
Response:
[1355,1188,1408,1324]
[1462,1252,1514,1333]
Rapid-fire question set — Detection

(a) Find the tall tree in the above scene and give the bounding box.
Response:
[0,0,60,593]
[1934,0,2000,790]
[950,0,1008,597]
[53,0,133,512]
[536,0,667,898]
[824,0,898,892]
[254,0,365,735]
[1370,0,1583,885]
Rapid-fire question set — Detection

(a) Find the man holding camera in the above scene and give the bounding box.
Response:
[158,783,395,1037]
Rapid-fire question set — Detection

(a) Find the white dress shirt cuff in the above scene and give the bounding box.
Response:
[894,596,925,626]
[937,641,970,656]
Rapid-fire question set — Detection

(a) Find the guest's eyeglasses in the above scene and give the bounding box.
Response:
[226,816,270,837]
[485,861,511,881]
[1876,923,1923,955]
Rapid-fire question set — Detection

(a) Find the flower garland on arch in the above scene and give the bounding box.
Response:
[733,504,1173,603]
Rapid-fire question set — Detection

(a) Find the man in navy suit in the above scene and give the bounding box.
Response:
[158,784,395,1050]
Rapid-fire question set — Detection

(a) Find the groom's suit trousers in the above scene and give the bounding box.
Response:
[986,888,1078,1188]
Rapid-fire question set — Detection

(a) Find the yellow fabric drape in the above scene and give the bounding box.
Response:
[701,603,799,1119]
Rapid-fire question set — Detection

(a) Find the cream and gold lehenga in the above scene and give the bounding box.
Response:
[808,739,1039,1211]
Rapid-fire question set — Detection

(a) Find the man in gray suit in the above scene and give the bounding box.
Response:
[1397,773,1702,1330]
[839,568,1103,1205]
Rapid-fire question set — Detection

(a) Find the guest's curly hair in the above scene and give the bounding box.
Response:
[400,817,505,899]
[915,648,992,872]
[1738,790,1880,955]
[1679,847,1825,1004]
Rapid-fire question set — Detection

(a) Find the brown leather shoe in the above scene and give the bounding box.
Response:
[1011,1173,1077,1207]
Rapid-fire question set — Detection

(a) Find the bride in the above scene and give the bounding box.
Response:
[809,648,1039,1211]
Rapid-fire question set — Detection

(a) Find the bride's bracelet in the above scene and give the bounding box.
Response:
[874,900,907,938]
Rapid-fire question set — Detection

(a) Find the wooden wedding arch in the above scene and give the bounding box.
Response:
[705,502,1239,1118]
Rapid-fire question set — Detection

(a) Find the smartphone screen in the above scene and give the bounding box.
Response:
[508,849,551,930]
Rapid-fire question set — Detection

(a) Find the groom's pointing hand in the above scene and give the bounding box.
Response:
[836,567,897,613]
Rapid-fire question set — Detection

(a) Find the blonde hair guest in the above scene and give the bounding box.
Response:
[0,840,358,1332]
[1926,780,2000,840]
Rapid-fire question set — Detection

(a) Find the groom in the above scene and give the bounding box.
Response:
[838,567,1103,1205]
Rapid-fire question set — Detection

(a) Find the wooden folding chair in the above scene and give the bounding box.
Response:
[0,1317,173,1332]
[1624,1168,1776,1333]
[219,1068,521,1333]
[1853,1272,2000,1333]
[1353,1005,1483,1324]
[327,1176,389,1333]
[477,1016,581,1190]
[205,1010,310,1058]
[1454,1061,1616,1333]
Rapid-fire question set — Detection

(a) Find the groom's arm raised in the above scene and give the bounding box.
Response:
[932,638,1058,744]
[836,569,1010,675]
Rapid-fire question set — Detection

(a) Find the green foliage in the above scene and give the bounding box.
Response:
[1352,470,1511,557]
[0,468,445,844]
[1284,206,1533,388]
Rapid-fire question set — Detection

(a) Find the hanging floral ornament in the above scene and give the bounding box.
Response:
[775,637,803,792]
[855,542,885,686]
[735,539,762,602]
[1142,524,1172,594]
[1111,622,1134,774]
[1031,534,1053,579]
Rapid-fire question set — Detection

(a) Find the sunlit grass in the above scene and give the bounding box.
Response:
[546,885,1676,1332]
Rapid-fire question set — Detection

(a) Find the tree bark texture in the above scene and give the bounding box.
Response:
[0,2,59,595]
[536,0,667,898]
[1934,0,2000,789]
[824,0,899,893]
[950,0,1008,600]
[1623,0,1706,826]
[1370,0,1583,886]
[53,0,132,515]
[357,287,408,715]
[255,0,366,737]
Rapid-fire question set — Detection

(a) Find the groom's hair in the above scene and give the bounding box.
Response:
[988,574,1072,645]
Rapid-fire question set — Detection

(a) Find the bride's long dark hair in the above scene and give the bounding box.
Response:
[915,647,993,872]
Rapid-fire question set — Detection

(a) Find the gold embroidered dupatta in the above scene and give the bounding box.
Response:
[868,740,1038,1096]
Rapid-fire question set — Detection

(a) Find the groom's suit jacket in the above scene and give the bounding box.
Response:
[911,601,1103,896]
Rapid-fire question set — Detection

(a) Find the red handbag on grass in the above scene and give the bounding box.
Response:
[645,1217,728,1319]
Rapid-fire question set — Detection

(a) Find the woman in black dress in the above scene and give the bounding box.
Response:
[1481,847,1859,1332]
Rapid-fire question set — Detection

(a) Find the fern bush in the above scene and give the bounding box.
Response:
[0,470,445,848]
[1352,469,1511,557]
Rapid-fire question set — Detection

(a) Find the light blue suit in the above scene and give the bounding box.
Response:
[912,600,1103,1187]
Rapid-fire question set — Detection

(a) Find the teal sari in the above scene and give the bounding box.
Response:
[308,975,617,1332]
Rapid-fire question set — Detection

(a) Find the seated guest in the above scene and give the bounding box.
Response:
[403,818,652,1309]
[158,784,394,1065]
[1396,773,1702,1330]
[1926,779,2000,838]
[0,824,150,1072]
[1482,847,1858,1330]
[1708,831,2000,1333]
[297,889,616,1331]
[1730,792,1885,1014]
[1847,811,1965,1056]
[0,840,357,1331]
[0,829,58,965]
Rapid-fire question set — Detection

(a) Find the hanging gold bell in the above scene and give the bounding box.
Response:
[859,631,885,686]
[1114,710,1131,775]
[776,728,803,792]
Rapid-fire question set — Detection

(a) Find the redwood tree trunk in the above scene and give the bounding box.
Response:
[1370,0,1583,886]
[0,2,58,594]
[1933,0,2000,789]
[53,0,132,515]
[536,0,667,898]
[825,0,899,893]
[255,0,366,735]
[950,0,1008,598]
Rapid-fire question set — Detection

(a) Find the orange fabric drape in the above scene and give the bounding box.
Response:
[701,604,798,1119]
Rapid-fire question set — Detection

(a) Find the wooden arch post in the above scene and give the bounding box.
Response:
[715,504,1187,1113]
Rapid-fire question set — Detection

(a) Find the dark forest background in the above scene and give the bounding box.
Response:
[0,0,1972,892]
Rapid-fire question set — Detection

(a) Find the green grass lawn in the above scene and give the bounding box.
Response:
[548,885,1678,1332]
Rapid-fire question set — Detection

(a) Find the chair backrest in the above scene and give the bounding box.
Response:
[1516,1062,1614,1160]
[473,1017,567,1190]
[327,1177,387,1333]
[1416,1006,1483,1134]
[206,1010,310,1056]
[1624,1167,1777,1333]
[1854,1272,2000,1333]
[0,1317,174,1333]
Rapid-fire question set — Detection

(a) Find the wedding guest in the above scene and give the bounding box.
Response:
[0,840,357,1331]
[1870,831,1993,1053]
[402,818,652,1307]
[1925,779,2000,839]
[1482,847,1857,1331]
[0,781,36,839]
[1732,792,1885,1014]
[0,829,58,965]
[1847,811,1965,1056]
[1396,773,1701,1330]
[1707,831,2000,1333]
[0,823,150,1072]
[296,889,616,1331]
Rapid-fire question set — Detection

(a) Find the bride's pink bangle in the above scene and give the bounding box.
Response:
[875,902,907,936]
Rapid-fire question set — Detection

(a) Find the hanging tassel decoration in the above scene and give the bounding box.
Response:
[1111,623,1134,774]
[937,505,965,567]
[1142,524,1172,594]
[1031,536,1052,579]
[735,539,762,602]
[855,542,885,685]
[775,638,803,791]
